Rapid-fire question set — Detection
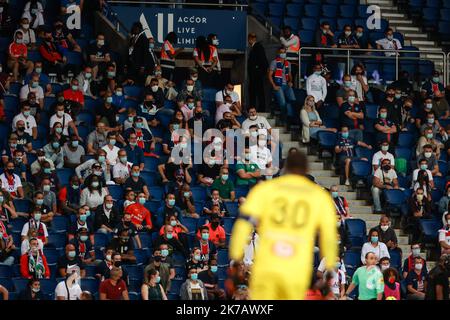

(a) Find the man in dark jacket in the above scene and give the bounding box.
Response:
[128,22,149,85]
[247,33,268,112]
[95,195,121,233]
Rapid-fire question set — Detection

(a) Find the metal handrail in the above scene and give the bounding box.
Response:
[298,46,447,88]
[447,52,450,86]
[107,1,249,10]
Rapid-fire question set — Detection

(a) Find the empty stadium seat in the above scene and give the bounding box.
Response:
[107,185,124,201]
[217,250,229,267]
[420,219,443,243]
[124,264,144,280]
[383,189,407,216]
[345,219,367,238]
[80,278,99,294]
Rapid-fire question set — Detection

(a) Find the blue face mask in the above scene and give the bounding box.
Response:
[183,191,190,198]
[155,276,161,283]
[138,197,146,205]
[44,168,51,174]
[166,233,173,240]
[190,273,198,280]
[132,171,140,177]
[331,191,339,198]
[80,235,88,242]
[342,132,349,139]
[36,199,43,206]
[201,233,209,240]
[52,142,60,149]
[371,236,379,243]
[79,214,87,222]
[0,196,4,203]
[68,251,76,258]
[161,249,169,257]
[210,266,218,273]
[172,124,180,131]
[168,199,175,206]
[106,97,113,104]
[98,156,106,163]
[136,122,143,129]
[71,141,79,147]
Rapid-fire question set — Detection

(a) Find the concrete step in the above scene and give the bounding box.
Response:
[389,19,414,25]
[309,162,324,170]
[315,176,341,186]
[350,206,374,215]
[410,40,436,46]
[366,0,392,4]
[381,12,405,18]
[347,199,368,206]
[405,33,428,39]
[310,170,334,177]
[340,191,358,200]
[394,26,421,32]
[259,113,271,119]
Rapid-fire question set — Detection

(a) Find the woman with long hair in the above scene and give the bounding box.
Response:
[300,95,337,143]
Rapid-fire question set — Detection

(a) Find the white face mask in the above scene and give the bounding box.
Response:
[381,264,390,271]
[380,225,389,232]
[151,85,159,92]
[416,194,424,201]
[415,263,423,270]
[249,115,257,121]
[57,110,64,117]
[186,85,194,92]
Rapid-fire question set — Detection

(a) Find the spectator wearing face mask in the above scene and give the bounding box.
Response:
[150,65,178,101]
[438,212,450,255]
[376,28,402,57]
[13,103,37,140]
[20,237,50,279]
[50,102,80,139]
[63,78,84,112]
[249,133,273,177]
[420,112,444,139]
[350,63,369,102]
[99,266,130,300]
[193,35,218,87]
[372,158,399,213]
[153,224,188,258]
[88,33,111,80]
[112,150,133,185]
[94,195,120,233]
[144,247,175,292]
[370,216,398,251]
[123,165,150,199]
[1,161,24,200]
[75,66,95,97]
[55,271,82,300]
[301,95,337,143]
[334,126,371,186]
[113,212,142,249]
[425,254,450,300]
[372,141,395,172]
[422,70,445,99]
[69,227,95,265]
[86,123,108,155]
[43,137,64,169]
[375,105,398,146]
[416,97,438,129]
[68,206,94,242]
[406,188,432,242]
[211,167,235,202]
[144,78,165,108]
[20,73,44,108]
[188,105,209,137]
[382,267,401,300]
[108,230,136,264]
[180,267,209,300]
[198,257,225,300]
[124,192,152,232]
[23,1,45,29]
[75,151,109,184]
[124,134,145,170]
[17,278,46,300]
[160,32,183,81]
[13,119,33,154]
[405,256,428,300]
[268,47,296,127]
[342,252,384,300]
[403,243,428,279]
[80,175,109,211]
[416,127,443,159]
[40,178,57,215]
[330,185,350,219]
[57,243,86,278]
[2,134,24,166]
[361,229,390,265]
[176,184,200,219]
[39,30,67,80]
[413,159,436,191]
[198,214,226,249]
[52,18,81,53]
[101,132,120,166]
[8,30,34,82]
[58,175,81,216]
[142,268,167,300]
[177,79,202,106]
[63,135,85,168]
[186,247,208,274]
[180,67,202,97]
[241,106,271,134]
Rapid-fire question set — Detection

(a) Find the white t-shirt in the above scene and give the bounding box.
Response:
[412,168,433,185]
[21,220,49,238]
[112,161,132,180]
[376,38,402,56]
[317,257,347,273]
[324,269,347,295]
[360,242,390,264]
[12,113,37,136]
[50,113,73,136]
[101,145,120,166]
[371,151,395,168]
[20,238,44,255]
[306,73,327,103]
[55,281,82,300]
[16,28,36,45]
[19,84,44,101]
[249,145,272,171]
[350,75,368,100]
[438,227,450,251]
[0,173,22,194]
[241,116,272,133]
[215,103,231,124]
[373,168,398,186]
[215,89,240,104]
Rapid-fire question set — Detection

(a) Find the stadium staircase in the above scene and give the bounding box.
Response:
[262,111,437,271]
[363,0,445,72]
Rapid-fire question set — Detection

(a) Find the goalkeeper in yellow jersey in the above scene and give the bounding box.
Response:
[229,152,338,300]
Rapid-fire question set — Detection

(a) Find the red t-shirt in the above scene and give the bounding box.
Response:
[63,89,85,106]
[99,279,127,300]
[125,203,152,228]
[196,223,225,246]
[9,43,27,58]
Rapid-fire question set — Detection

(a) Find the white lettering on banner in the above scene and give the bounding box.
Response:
[66,4,81,30]
[177,16,207,24]
[176,27,196,34]
[366,5,381,30]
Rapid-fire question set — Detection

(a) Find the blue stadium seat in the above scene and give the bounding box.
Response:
[304,4,320,17]
[339,5,356,17]
[183,217,198,234]
[217,250,229,267]
[438,160,448,175]
[283,17,299,31]
[148,186,164,201]
[343,251,361,276]
[145,201,162,214]
[225,202,239,218]
[286,3,302,17]
[395,147,412,161]
[202,88,217,102]
[66,51,83,66]
[138,232,152,249]
[27,50,42,62]
[364,103,378,119]
[389,249,402,270]
[169,279,183,294]
[128,292,140,300]
[420,219,442,243]
[345,219,367,238]
[383,189,407,216]
[40,279,57,293]
[124,85,143,99]
[51,216,68,232]
[43,248,62,264]
[80,278,99,294]
[235,185,249,198]
[440,8,450,20]
[433,176,446,191]
[140,172,157,186]
[268,3,284,16]
[124,264,143,280]
[7,82,21,96]
[322,4,338,17]
[223,218,235,234]
[12,278,28,292]
[143,157,160,173]
[357,4,369,18]
[0,265,12,278]
[174,266,187,280]
[0,278,14,292]
[4,96,19,113]
[167,292,180,300]
[10,218,26,232]
[337,18,353,31]
[47,232,67,249]
[354,146,374,160]
[76,111,95,126]
[190,186,207,202]
[107,185,124,201]
[84,265,97,278]
[50,83,63,95]
[94,233,108,248]
[298,30,314,46]
[56,168,74,187]
[127,279,142,292]
[269,16,282,27]
[300,18,317,31]
[397,132,415,147]
[317,131,337,151]
[134,249,148,264]
[426,0,442,7]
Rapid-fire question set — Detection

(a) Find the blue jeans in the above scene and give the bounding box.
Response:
[273,84,296,119]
